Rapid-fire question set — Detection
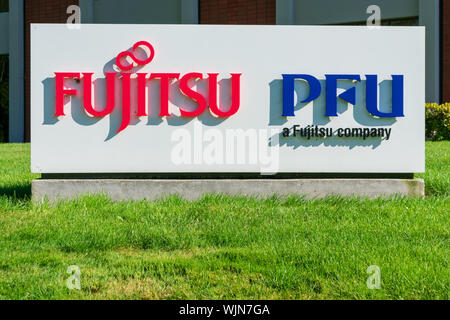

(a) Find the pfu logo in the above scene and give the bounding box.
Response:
[282,74,404,118]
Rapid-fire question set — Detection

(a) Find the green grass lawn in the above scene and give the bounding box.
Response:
[0,142,448,300]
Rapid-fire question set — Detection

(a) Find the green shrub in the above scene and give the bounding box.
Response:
[425,103,450,141]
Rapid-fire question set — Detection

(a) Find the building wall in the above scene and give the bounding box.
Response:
[4,0,446,142]
[442,0,450,102]
[8,0,24,142]
[199,0,275,24]
[277,0,440,104]
[277,0,419,25]
[92,0,182,24]
[419,0,440,103]
[24,0,79,142]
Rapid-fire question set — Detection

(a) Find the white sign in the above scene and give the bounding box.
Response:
[31,24,425,174]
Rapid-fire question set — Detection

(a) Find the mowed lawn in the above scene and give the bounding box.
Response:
[0,142,448,300]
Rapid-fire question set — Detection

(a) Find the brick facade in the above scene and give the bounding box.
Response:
[199,0,275,25]
[442,0,450,103]
[24,0,79,141]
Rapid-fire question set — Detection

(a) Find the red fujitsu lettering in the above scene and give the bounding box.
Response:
[54,72,80,116]
[149,73,180,116]
[208,73,241,117]
[116,41,154,71]
[117,72,131,133]
[136,73,148,116]
[179,72,207,117]
[83,72,116,117]
[53,41,243,135]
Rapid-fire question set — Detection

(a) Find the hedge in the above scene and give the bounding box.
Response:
[425,103,450,141]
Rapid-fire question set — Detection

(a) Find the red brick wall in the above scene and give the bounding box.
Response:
[199,0,275,25]
[24,0,79,141]
[442,0,450,103]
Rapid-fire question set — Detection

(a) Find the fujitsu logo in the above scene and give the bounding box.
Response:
[54,41,242,133]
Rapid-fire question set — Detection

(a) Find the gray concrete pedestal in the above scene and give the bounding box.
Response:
[31,178,425,202]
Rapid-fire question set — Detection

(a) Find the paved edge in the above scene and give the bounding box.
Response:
[32,178,425,202]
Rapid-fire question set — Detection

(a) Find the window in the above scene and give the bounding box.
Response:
[0,0,8,13]
[0,55,8,142]
[336,17,419,26]
[381,17,418,26]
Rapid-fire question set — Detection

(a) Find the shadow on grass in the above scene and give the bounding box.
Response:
[0,184,32,202]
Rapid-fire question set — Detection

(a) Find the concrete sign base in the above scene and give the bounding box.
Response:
[32,178,425,203]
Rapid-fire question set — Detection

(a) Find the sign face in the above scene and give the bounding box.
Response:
[31,24,425,174]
